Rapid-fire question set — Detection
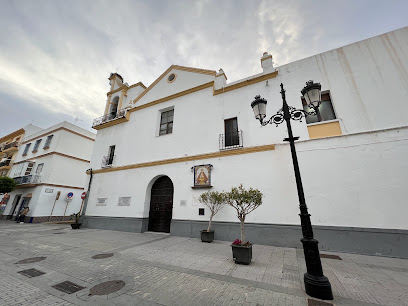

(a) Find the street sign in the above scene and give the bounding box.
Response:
[56,191,61,200]
[67,192,74,198]
[81,192,86,199]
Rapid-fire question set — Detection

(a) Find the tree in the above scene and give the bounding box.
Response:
[198,190,226,232]
[0,177,16,194]
[226,184,263,244]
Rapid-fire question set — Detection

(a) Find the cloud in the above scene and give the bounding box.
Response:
[0,0,407,136]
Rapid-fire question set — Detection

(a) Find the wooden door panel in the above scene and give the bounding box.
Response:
[148,176,174,233]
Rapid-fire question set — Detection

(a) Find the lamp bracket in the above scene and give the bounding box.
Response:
[260,106,316,127]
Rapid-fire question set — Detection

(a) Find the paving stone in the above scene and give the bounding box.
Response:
[1,221,408,305]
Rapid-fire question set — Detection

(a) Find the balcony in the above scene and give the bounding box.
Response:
[92,109,129,130]
[101,155,115,168]
[1,141,19,154]
[14,174,41,186]
[0,159,11,171]
[219,131,243,150]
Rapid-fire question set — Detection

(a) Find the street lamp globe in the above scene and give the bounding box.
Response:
[251,95,267,121]
[301,80,322,109]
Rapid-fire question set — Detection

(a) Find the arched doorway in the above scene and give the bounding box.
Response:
[148,176,174,233]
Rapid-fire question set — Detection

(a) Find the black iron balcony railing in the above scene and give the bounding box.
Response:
[14,174,41,185]
[92,109,127,128]
[0,159,11,167]
[219,130,243,150]
[101,155,115,168]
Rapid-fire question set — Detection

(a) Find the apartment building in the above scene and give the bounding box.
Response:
[2,121,95,222]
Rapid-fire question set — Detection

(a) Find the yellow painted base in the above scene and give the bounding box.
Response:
[307,121,342,139]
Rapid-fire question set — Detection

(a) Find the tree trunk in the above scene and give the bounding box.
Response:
[240,219,245,243]
[207,213,214,232]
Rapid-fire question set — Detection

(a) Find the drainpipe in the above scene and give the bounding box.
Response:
[80,168,93,223]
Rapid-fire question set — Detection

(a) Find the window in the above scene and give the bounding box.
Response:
[22,143,31,155]
[13,164,24,177]
[32,139,42,152]
[302,92,336,124]
[43,135,53,149]
[167,73,176,83]
[107,145,115,165]
[224,117,239,147]
[25,162,35,175]
[159,109,174,135]
[36,163,44,174]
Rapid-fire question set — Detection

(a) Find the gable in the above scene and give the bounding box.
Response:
[133,65,216,107]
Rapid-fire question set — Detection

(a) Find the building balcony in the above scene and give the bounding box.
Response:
[0,141,19,154]
[219,130,243,150]
[92,109,129,130]
[14,174,41,186]
[101,155,115,168]
[0,159,11,171]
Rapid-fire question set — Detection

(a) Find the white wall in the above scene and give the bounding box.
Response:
[87,27,408,231]
[45,154,89,188]
[34,186,84,217]
[87,125,408,230]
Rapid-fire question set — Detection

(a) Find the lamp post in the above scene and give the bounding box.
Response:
[251,82,333,300]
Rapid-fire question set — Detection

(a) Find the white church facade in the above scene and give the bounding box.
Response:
[83,27,408,258]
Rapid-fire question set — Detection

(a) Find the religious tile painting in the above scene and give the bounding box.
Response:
[193,164,212,187]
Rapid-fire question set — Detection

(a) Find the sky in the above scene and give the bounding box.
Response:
[0,0,407,136]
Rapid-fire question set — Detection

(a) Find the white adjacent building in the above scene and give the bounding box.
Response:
[2,122,95,222]
[83,27,408,258]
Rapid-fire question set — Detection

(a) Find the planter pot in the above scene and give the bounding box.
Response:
[200,230,214,243]
[71,223,81,229]
[231,244,252,265]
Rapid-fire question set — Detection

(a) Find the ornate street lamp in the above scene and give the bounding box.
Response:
[251,82,333,300]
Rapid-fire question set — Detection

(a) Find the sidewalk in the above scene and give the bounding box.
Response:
[0,221,407,305]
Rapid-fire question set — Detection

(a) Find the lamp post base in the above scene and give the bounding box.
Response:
[304,273,333,300]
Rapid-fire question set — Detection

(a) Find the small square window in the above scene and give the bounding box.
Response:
[199,208,205,215]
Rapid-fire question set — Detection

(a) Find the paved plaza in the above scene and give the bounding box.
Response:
[0,221,407,305]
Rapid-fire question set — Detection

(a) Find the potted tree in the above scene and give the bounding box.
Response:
[198,190,226,243]
[226,184,263,265]
[70,212,81,229]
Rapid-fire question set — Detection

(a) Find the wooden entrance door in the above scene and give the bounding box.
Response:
[148,176,174,233]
